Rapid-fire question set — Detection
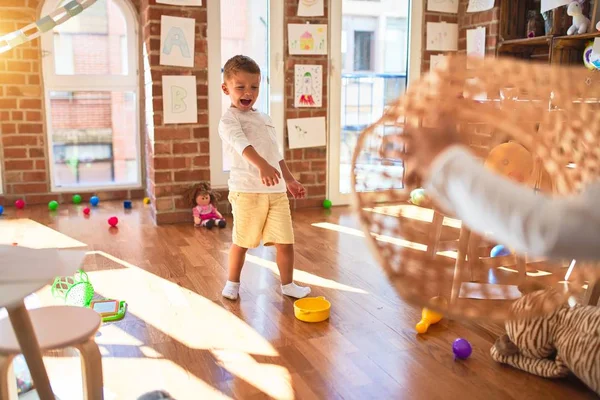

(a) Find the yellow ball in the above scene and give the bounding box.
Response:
[143,197,151,205]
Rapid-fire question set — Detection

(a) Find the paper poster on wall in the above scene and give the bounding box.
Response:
[427,0,459,14]
[426,22,458,51]
[287,117,326,149]
[541,0,570,13]
[294,65,322,108]
[430,54,447,72]
[162,75,198,124]
[156,0,202,5]
[466,26,486,68]
[466,0,495,12]
[297,0,324,17]
[288,24,327,55]
[160,15,195,67]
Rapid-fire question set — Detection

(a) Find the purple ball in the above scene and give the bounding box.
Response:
[452,338,472,359]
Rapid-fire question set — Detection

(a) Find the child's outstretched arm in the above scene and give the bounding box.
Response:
[424,146,600,260]
[279,160,306,199]
[390,124,600,261]
[219,115,281,187]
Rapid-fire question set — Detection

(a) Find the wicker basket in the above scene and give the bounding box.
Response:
[351,55,600,322]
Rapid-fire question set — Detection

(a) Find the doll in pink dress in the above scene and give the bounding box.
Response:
[184,182,226,229]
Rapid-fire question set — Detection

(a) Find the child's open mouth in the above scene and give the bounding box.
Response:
[240,99,252,107]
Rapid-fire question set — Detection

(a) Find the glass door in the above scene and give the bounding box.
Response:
[328,0,421,205]
[208,0,284,188]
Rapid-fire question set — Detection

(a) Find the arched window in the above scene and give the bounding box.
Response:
[41,0,140,190]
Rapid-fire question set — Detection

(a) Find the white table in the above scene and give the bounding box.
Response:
[0,245,86,400]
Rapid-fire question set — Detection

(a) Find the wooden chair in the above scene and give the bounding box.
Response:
[0,306,103,400]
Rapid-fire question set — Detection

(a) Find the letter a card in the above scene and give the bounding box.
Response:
[160,15,195,67]
[162,76,198,124]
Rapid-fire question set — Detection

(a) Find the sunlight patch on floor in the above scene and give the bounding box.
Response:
[312,222,459,259]
[85,251,278,357]
[312,222,425,250]
[243,253,369,294]
[497,267,553,277]
[212,349,294,400]
[0,219,86,249]
[363,205,462,229]
[43,356,233,400]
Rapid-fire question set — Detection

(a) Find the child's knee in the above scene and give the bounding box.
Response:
[275,243,294,252]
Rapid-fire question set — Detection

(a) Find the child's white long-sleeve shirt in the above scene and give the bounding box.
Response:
[424,146,600,260]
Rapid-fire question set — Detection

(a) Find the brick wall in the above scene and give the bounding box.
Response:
[0,0,327,223]
[0,0,143,207]
[418,1,501,159]
[421,0,501,70]
[421,1,459,73]
[283,0,328,209]
[458,0,501,158]
[457,0,500,54]
[140,1,209,224]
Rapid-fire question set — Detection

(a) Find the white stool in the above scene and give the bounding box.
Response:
[0,306,103,400]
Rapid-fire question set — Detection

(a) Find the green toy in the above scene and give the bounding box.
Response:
[51,269,95,307]
[91,299,127,322]
[72,194,82,204]
[48,200,58,211]
[102,301,127,322]
[323,199,332,209]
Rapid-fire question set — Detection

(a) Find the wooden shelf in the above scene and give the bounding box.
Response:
[500,36,552,47]
[498,36,552,56]
[554,31,600,41]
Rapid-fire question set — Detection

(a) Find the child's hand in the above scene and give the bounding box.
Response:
[286,180,306,199]
[259,163,282,187]
[385,121,462,185]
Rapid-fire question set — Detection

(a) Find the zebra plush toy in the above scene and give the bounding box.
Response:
[490,284,600,395]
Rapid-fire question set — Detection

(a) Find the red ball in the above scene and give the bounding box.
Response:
[14,199,25,209]
[108,216,118,227]
[83,207,91,215]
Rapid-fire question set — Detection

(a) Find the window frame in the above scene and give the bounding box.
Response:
[207,0,285,189]
[40,0,142,192]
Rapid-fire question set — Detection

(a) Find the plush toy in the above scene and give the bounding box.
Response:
[491,284,600,395]
[183,181,226,229]
[484,141,534,184]
[567,0,590,35]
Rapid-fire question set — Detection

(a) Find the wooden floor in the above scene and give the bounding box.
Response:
[1,201,596,400]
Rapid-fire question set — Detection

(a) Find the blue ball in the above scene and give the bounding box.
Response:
[490,244,511,258]
[0,205,4,216]
[90,196,100,207]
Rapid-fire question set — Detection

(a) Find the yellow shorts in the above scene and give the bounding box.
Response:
[228,192,295,248]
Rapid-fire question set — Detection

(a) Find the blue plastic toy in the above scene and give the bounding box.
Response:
[0,205,4,216]
[490,244,511,258]
[124,200,132,209]
[90,196,100,207]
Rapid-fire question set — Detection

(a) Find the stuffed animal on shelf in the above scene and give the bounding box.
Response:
[490,284,600,395]
[183,181,226,229]
[567,0,590,35]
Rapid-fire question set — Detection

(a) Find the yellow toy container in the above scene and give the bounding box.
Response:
[294,296,331,322]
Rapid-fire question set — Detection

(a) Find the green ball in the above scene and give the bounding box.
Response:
[72,194,82,204]
[410,188,428,206]
[411,192,427,206]
[48,200,58,211]
[323,199,332,209]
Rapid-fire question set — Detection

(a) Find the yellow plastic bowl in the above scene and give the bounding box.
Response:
[293,296,331,323]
